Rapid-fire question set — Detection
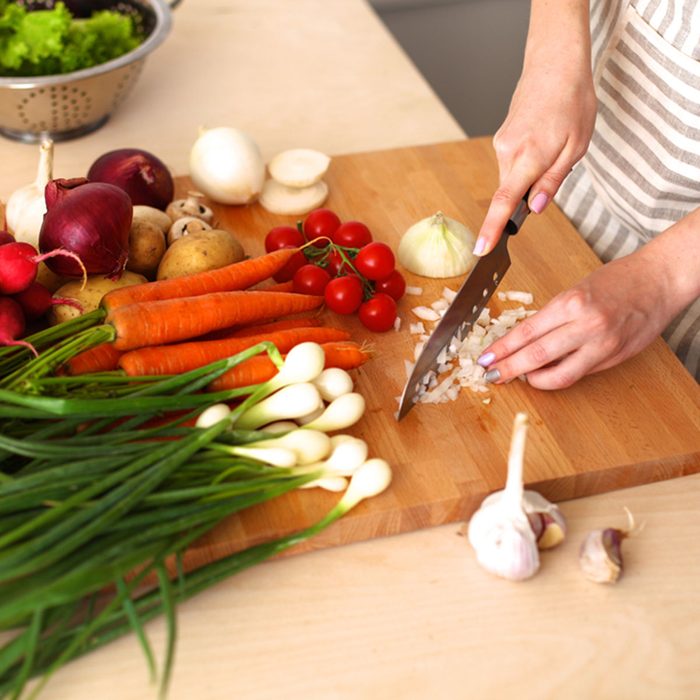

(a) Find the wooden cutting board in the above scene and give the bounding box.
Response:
[174,137,700,570]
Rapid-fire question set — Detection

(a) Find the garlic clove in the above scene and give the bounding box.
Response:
[522,491,567,549]
[579,509,637,584]
[537,511,567,550]
[579,528,624,583]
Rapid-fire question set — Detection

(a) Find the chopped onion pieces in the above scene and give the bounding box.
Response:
[406,289,536,405]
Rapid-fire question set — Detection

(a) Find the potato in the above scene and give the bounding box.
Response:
[132,205,172,233]
[156,229,245,280]
[35,262,69,293]
[126,220,167,278]
[49,271,147,326]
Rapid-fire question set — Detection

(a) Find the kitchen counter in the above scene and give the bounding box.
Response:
[4,1,700,698]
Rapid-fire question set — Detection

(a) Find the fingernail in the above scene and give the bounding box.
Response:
[477,351,495,367]
[484,368,501,383]
[530,192,549,214]
[473,237,487,256]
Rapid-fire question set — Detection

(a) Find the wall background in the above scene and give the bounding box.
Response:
[371,0,530,137]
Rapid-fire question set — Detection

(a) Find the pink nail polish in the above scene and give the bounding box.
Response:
[530,192,549,214]
[473,237,486,256]
[477,351,495,367]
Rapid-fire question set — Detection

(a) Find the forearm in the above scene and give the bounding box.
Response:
[524,0,592,75]
[637,210,700,318]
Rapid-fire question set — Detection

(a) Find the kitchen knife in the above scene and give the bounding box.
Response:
[397,194,531,420]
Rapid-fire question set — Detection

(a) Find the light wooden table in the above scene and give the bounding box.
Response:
[3,2,699,698]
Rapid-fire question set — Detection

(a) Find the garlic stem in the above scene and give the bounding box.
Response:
[504,412,528,508]
[36,138,54,185]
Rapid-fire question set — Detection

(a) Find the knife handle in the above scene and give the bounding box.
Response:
[503,190,531,236]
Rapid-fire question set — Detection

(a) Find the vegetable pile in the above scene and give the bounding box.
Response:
[0,1,143,77]
[0,138,407,697]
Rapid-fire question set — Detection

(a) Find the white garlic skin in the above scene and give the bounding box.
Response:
[468,503,540,581]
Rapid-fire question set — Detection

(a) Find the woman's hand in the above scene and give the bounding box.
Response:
[477,251,679,389]
[474,0,596,256]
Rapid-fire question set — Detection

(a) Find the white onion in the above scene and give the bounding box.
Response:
[398,211,477,278]
[189,127,265,205]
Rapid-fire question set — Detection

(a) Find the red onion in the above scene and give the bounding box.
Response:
[87,148,174,211]
[39,178,132,278]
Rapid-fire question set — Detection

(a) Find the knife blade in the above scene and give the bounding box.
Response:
[397,194,531,420]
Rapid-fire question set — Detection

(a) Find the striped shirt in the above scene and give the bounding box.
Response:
[554,0,700,379]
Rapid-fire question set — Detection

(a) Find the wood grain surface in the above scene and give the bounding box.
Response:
[174,138,700,570]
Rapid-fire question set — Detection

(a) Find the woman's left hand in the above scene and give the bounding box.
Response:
[478,250,676,389]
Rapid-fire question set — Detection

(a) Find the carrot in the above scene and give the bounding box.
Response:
[101,248,299,311]
[206,340,371,391]
[106,290,324,352]
[224,317,320,338]
[119,326,351,376]
[195,316,321,341]
[259,280,295,293]
[63,342,124,375]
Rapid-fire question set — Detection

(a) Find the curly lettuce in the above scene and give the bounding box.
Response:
[0,1,143,77]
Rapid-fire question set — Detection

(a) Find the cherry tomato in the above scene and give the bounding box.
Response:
[293,264,331,295]
[354,241,395,281]
[324,275,364,315]
[374,269,406,300]
[265,226,304,253]
[358,293,397,332]
[325,248,350,277]
[273,248,307,283]
[333,221,373,248]
[303,208,341,243]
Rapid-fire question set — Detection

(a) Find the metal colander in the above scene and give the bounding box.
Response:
[0,0,177,143]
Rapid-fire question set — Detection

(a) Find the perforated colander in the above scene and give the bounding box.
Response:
[0,0,178,142]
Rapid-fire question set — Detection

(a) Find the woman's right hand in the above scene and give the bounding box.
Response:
[474,0,597,256]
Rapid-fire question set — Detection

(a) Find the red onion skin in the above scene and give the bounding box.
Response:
[87,148,174,211]
[39,179,132,278]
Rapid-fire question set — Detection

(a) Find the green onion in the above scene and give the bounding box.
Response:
[0,335,389,698]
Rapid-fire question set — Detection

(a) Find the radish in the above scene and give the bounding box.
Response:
[0,230,14,246]
[0,297,38,357]
[0,241,85,295]
[12,281,83,321]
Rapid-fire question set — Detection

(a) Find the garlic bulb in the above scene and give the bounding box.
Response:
[468,413,540,581]
[6,139,54,248]
[398,211,477,278]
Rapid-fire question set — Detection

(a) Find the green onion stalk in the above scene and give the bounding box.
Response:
[0,339,392,699]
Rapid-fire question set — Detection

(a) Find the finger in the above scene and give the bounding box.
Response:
[475,190,529,258]
[481,323,587,384]
[524,343,606,390]
[477,306,565,368]
[527,149,580,215]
